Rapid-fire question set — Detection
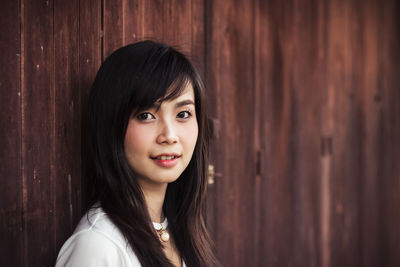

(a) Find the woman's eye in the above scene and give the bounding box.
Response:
[137,112,155,121]
[177,111,192,119]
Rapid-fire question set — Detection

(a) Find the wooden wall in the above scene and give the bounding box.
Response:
[0,0,399,266]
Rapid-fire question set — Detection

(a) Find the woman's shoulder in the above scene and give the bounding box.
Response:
[55,205,141,267]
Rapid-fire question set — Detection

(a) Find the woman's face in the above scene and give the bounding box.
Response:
[124,82,198,188]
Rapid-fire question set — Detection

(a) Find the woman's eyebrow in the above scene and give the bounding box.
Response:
[175,99,195,108]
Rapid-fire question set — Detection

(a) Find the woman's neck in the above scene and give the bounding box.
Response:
[139,181,168,223]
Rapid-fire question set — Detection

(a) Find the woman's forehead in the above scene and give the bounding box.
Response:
[170,82,194,101]
[154,82,195,107]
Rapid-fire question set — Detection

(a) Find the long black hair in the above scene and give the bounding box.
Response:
[85,40,218,267]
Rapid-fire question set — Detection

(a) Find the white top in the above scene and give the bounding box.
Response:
[55,206,186,267]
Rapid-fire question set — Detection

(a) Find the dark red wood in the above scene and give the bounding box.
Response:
[191,0,205,74]
[102,0,125,60]
[103,0,124,58]
[21,0,54,266]
[53,0,82,259]
[78,0,102,211]
[162,0,192,52]
[142,0,164,43]
[123,0,145,44]
[378,1,400,266]
[359,1,380,266]
[0,0,22,266]
[257,1,299,266]
[328,1,364,266]
[205,0,257,266]
[285,0,322,266]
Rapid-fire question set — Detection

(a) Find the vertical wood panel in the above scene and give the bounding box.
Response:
[191,0,205,73]
[161,0,192,51]
[253,1,268,266]
[104,0,194,56]
[104,0,124,57]
[0,0,22,266]
[318,1,332,266]
[256,1,400,267]
[205,0,256,266]
[379,1,400,266]
[53,0,81,256]
[291,0,322,265]
[360,0,379,265]
[123,0,145,43]
[258,1,297,266]
[79,0,102,212]
[21,0,54,265]
[142,0,193,52]
[328,0,363,266]
[142,0,163,42]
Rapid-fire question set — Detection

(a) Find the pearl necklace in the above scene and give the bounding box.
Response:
[152,218,170,242]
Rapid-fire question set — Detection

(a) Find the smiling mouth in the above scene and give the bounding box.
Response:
[150,155,181,160]
[150,154,181,168]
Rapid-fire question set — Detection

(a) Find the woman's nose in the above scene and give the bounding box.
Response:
[156,121,178,144]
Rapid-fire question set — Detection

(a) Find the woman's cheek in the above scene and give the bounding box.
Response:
[127,122,152,143]
[124,123,151,160]
[183,121,198,149]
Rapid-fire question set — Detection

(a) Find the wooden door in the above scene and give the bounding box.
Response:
[205,0,400,266]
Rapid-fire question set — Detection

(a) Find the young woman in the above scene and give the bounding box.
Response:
[55,41,219,267]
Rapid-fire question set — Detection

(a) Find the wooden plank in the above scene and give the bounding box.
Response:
[328,0,364,266]
[21,0,54,265]
[162,0,192,51]
[316,1,332,267]
[253,1,263,265]
[0,0,22,266]
[103,0,124,58]
[360,0,380,266]
[79,0,102,213]
[290,0,323,266]
[378,0,400,266]
[191,0,205,74]
[142,0,164,42]
[53,0,82,257]
[140,0,192,51]
[205,0,256,265]
[257,1,297,266]
[123,0,145,44]
[108,0,195,52]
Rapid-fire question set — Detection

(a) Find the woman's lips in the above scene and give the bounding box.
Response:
[151,154,181,168]
[152,157,179,168]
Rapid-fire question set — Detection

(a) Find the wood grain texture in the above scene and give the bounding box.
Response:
[21,0,54,265]
[289,1,322,266]
[0,0,22,266]
[53,0,82,258]
[104,0,124,58]
[205,0,256,265]
[123,0,145,43]
[79,0,102,212]
[256,1,400,267]
[377,1,400,266]
[257,1,300,265]
[328,0,369,266]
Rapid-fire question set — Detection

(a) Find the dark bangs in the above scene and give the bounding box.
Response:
[125,42,197,115]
